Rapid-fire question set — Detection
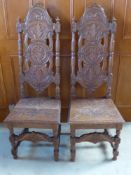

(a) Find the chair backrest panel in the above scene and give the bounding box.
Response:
[78,4,109,41]
[71,4,116,97]
[24,5,54,41]
[16,3,60,98]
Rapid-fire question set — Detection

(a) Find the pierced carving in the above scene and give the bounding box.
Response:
[71,3,116,95]
[17,3,61,96]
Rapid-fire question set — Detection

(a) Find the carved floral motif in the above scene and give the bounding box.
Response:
[25,41,53,65]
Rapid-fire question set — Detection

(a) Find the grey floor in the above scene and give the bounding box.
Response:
[0,123,131,175]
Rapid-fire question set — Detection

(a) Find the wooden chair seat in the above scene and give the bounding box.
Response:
[4,98,61,127]
[69,98,124,128]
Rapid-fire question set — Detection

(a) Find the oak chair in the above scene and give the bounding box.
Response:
[69,4,125,161]
[4,3,61,161]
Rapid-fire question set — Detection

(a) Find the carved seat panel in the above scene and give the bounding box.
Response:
[69,99,124,126]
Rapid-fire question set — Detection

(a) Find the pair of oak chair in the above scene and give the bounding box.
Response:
[4,3,125,161]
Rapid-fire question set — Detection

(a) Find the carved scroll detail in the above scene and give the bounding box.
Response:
[74,132,115,143]
[15,131,54,143]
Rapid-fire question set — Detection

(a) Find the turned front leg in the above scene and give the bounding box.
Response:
[70,126,76,161]
[112,129,121,160]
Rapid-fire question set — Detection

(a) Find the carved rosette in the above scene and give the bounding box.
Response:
[25,41,53,65]
[24,41,54,93]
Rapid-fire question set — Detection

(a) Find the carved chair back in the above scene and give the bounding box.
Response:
[71,4,117,98]
[17,3,60,98]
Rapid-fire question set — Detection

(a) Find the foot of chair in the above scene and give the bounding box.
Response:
[11,148,18,159]
[71,149,75,161]
[70,127,76,161]
[112,129,121,160]
[54,137,59,161]
[54,140,59,161]
[9,127,18,159]
[70,137,76,161]
[54,149,59,161]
